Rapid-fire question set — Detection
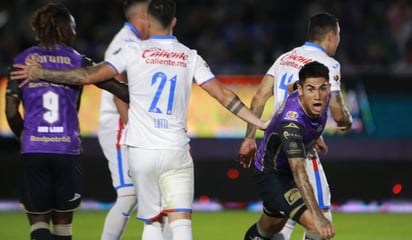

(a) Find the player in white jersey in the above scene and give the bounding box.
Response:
[97,1,150,240]
[10,1,269,239]
[237,12,352,239]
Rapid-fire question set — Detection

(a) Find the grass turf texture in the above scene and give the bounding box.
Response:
[0,210,410,239]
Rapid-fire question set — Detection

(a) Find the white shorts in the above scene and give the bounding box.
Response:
[306,149,331,209]
[98,127,135,196]
[128,147,194,222]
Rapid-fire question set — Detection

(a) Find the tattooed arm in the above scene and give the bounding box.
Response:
[237,75,274,167]
[329,91,352,131]
[200,78,269,131]
[10,59,117,87]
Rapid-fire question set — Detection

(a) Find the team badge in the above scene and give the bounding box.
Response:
[285,111,298,120]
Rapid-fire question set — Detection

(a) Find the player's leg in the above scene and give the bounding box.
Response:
[303,151,332,239]
[271,218,297,240]
[21,153,54,239]
[101,142,137,240]
[52,154,82,240]
[245,212,287,240]
[128,147,164,239]
[160,149,194,240]
[27,213,53,240]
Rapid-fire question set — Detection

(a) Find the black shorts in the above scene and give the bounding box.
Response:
[20,153,82,213]
[252,168,307,223]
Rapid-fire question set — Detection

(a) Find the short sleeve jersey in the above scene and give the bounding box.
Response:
[255,91,330,175]
[266,42,341,111]
[105,36,215,150]
[99,23,143,134]
[7,45,91,154]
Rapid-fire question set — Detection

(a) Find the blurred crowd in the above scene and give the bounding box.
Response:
[1,0,412,76]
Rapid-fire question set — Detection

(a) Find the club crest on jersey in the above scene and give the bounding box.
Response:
[285,111,298,120]
[333,75,340,81]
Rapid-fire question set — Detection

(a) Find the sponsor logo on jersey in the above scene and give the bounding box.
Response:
[27,53,72,65]
[285,111,298,120]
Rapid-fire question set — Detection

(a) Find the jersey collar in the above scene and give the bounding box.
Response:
[125,22,143,40]
[149,36,177,40]
[304,41,326,54]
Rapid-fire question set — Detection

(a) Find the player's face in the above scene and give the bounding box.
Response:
[298,77,330,118]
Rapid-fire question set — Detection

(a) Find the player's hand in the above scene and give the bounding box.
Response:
[236,138,257,168]
[9,58,42,88]
[314,136,328,155]
[313,215,335,239]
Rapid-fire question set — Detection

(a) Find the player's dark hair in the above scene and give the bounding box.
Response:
[148,0,176,29]
[123,0,149,20]
[307,12,339,42]
[298,61,329,85]
[31,3,75,48]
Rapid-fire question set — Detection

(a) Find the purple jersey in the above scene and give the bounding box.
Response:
[8,45,91,154]
[255,90,330,175]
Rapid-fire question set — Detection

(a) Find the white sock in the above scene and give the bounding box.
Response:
[170,219,192,240]
[272,219,296,240]
[142,221,163,240]
[101,195,136,240]
[162,216,173,240]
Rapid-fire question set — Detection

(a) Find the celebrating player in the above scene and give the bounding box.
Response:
[237,12,352,239]
[243,61,335,240]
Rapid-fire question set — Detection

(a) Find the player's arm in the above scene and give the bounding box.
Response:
[329,91,352,130]
[5,76,23,139]
[114,96,129,124]
[279,121,334,238]
[237,75,274,167]
[10,59,117,86]
[200,78,269,131]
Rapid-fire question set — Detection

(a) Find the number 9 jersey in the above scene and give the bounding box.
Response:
[7,45,92,155]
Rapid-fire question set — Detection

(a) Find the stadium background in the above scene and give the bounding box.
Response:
[0,0,411,208]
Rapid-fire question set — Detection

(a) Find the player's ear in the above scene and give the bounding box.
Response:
[172,17,177,28]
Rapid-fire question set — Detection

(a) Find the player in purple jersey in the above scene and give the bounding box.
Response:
[244,61,335,240]
[5,3,128,240]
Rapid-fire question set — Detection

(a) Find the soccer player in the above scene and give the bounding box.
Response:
[97,1,152,239]
[237,12,352,239]
[243,61,335,240]
[10,0,268,239]
[5,3,129,240]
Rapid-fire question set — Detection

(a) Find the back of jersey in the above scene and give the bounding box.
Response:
[14,45,85,155]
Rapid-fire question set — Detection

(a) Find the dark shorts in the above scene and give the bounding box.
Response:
[20,153,82,213]
[253,168,307,223]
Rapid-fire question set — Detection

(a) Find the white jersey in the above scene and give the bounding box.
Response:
[98,23,143,136]
[266,41,342,111]
[106,35,215,151]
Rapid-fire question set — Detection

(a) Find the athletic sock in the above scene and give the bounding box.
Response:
[52,224,72,240]
[30,222,53,240]
[101,195,136,240]
[170,219,192,240]
[244,223,272,240]
[142,221,163,240]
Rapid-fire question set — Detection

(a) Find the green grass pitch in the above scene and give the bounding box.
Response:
[0,210,411,239]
